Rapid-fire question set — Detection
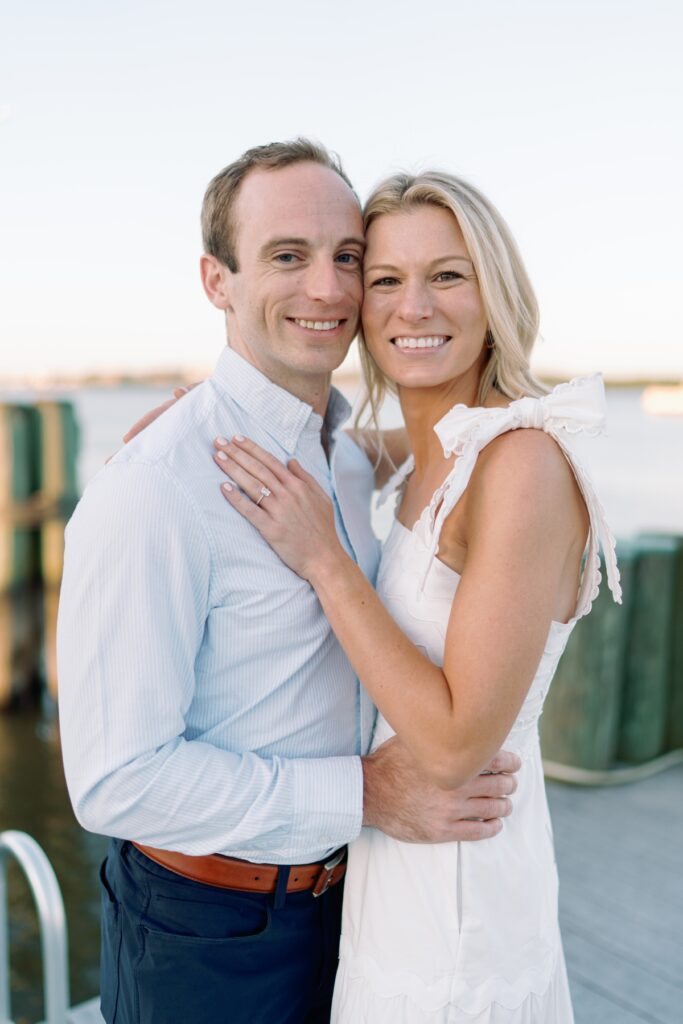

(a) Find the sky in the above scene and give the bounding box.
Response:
[1,0,682,381]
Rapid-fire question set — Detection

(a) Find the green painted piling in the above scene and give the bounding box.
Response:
[636,534,683,752]
[669,540,683,751]
[34,402,80,587]
[617,535,679,763]
[540,546,634,770]
[0,405,38,590]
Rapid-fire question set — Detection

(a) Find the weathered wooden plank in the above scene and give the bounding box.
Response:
[568,976,666,1024]
[547,767,683,1024]
[564,932,681,1022]
[559,895,683,984]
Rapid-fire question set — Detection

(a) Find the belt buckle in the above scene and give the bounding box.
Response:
[312,848,346,898]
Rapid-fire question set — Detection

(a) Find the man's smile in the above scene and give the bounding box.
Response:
[287,317,347,333]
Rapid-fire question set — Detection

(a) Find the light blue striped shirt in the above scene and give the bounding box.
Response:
[57,346,380,864]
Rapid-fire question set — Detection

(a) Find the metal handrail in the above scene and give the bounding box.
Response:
[0,830,70,1024]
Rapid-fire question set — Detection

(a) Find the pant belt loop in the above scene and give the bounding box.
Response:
[273,864,290,910]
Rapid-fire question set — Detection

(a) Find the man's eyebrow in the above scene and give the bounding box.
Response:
[259,236,366,257]
[364,254,473,274]
[338,236,366,251]
[259,237,310,256]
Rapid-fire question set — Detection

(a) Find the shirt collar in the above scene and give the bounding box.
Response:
[211,346,352,454]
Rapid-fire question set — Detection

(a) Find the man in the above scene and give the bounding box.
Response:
[58,139,518,1024]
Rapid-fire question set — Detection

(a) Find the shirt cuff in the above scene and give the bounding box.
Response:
[290,754,364,861]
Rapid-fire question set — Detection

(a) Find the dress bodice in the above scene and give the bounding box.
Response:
[371,373,622,759]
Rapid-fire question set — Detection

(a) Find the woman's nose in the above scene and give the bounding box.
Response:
[396,283,433,322]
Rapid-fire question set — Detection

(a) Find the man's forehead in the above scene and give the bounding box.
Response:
[235,163,362,235]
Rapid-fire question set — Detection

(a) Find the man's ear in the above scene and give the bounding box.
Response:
[200,254,234,311]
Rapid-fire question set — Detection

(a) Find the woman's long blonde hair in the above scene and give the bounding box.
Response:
[356,171,548,434]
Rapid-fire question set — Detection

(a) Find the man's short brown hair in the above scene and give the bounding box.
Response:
[201,138,357,273]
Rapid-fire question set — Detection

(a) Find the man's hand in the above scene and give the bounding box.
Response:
[362,736,520,843]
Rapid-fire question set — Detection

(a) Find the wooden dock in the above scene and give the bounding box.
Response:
[548,763,683,1023]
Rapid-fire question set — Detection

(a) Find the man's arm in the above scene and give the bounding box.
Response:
[363,738,518,843]
[57,459,363,859]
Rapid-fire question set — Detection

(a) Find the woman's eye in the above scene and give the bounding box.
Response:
[369,276,399,287]
[435,270,464,282]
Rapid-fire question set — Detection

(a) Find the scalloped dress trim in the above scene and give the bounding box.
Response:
[333,937,568,1019]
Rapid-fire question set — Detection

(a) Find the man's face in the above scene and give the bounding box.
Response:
[216,162,364,399]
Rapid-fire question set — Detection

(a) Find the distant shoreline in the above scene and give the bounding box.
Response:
[0,369,680,392]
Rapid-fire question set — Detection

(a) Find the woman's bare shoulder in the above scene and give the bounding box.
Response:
[466,428,587,542]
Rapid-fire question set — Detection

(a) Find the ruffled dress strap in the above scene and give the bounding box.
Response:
[376,454,414,509]
[423,374,622,610]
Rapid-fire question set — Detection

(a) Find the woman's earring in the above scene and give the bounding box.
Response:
[485,330,495,349]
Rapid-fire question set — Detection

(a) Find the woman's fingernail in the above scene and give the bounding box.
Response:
[216,436,228,446]
[222,482,233,492]
[217,451,228,461]
[233,434,245,442]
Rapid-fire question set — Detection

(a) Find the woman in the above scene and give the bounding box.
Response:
[209,170,621,1023]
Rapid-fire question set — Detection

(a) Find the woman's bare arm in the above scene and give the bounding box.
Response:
[215,430,585,788]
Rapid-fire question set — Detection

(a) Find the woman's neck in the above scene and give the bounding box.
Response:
[399,371,508,476]
[397,375,477,475]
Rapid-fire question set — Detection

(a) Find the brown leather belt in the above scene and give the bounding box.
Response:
[132,842,347,898]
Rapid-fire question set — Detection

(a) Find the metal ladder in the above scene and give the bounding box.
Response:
[0,830,102,1024]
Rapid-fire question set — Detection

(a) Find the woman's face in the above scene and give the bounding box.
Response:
[361,205,489,393]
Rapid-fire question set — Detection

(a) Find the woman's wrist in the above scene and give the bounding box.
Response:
[306,545,357,591]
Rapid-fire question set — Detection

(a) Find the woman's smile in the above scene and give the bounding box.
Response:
[392,334,451,351]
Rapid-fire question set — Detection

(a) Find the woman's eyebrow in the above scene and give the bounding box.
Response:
[364,254,474,274]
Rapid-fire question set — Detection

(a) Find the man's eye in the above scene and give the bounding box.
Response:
[275,253,299,264]
[336,252,361,266]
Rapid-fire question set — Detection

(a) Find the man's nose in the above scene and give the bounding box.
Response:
[304,259,346,305]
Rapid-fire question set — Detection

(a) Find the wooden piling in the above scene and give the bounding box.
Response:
[636,533,683,753]
[540,545,634,769]
[35,402,80,587]
[0,405,39,591]
[617,535,679,763]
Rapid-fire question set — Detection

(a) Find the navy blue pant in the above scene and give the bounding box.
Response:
[99,839,344,1023]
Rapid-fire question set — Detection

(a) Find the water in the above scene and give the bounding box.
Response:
[0,712,106,1022]
[1,380,682,1019]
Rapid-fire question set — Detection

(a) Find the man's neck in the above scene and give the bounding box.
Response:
[226,344,332,418]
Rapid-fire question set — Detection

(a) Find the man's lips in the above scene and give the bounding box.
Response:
[391,335,451,350]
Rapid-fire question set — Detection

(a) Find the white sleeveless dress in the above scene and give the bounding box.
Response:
[332,376,622,1024]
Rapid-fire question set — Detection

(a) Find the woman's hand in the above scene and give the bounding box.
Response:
[122,383,199,444]
[213,436,348,582]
